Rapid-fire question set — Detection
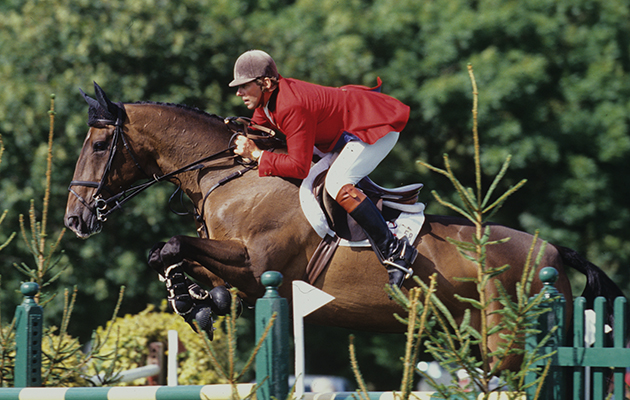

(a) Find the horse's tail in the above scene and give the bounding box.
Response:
[555,245,625,325]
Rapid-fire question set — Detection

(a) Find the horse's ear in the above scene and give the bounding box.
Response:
[80,88,100,110]
[93,82,123,119]
[80,82,125,127]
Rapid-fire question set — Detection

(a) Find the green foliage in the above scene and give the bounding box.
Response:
[0,137,17,385]
[13,96,67,306]
[0,317,16,386]
[39,286,125,387]
[0,137,16,254]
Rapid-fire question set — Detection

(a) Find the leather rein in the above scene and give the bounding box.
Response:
[68,109,264,224]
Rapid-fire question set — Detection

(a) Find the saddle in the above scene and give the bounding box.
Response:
[312,171,422,242]
[305,169,423,283]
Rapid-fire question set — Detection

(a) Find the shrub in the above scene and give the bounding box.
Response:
[93,302,228,386]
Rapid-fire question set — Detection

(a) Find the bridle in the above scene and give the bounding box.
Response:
[68,107,243,223]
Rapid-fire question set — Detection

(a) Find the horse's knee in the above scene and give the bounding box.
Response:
[160,236,186,266]
[148,242,167,274]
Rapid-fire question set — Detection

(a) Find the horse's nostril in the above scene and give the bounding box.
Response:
[66,215,79,231]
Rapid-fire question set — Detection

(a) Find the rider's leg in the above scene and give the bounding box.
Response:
[325,132,417,288]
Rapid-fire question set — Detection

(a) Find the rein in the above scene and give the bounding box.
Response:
[68,108,248,223]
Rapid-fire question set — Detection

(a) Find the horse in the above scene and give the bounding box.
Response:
[65,83,625,371]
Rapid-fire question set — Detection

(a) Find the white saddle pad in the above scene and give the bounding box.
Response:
[299,153,425,248]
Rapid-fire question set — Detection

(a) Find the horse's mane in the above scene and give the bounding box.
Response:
[131,101,225,123]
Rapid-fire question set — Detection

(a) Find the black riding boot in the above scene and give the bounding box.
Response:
[336,184,417,288]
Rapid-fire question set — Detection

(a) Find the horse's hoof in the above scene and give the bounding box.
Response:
[193,305,215,340]
[183,305,215,340]
[209,286,233,316]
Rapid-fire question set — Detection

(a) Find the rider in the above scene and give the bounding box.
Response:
[230,49,417,289]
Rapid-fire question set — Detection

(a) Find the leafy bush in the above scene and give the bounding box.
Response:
[93,302,228,386]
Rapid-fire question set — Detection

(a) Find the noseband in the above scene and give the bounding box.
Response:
[68,106,238,223]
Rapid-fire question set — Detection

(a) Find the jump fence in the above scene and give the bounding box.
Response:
[4,269,630,400]
[523,267,630,400]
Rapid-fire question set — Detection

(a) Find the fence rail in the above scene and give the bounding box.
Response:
[0,384,256,400]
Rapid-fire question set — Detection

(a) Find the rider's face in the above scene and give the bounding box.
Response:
[236,81,263,110]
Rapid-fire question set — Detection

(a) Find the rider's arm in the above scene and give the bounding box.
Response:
[257,106,316,179]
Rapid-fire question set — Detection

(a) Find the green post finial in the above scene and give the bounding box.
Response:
[261,271,283,299]
[20,282,39,303]
[540,266,560,298]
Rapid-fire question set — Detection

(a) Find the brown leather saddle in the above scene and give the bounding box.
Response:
[305,170,423,283]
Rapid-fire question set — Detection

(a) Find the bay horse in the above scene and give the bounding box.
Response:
[65,83,624,370]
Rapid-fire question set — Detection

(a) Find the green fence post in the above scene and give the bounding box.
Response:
[525,267,566,400]
[541,267,566,400]
[572,297,586,400]
[255,271,289,400]
[14,282,43,387]
[612,296,627,400]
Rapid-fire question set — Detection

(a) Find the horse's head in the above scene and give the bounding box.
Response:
[65,82,147,238]
[66,83,253,238]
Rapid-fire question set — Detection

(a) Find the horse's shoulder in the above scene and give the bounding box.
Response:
[206,172,301,218]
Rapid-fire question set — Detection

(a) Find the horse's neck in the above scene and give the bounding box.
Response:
[126,104,234,189]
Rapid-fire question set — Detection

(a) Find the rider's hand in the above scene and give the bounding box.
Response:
[234,135,262,161]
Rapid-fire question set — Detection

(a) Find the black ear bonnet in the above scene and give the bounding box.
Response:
[79,82,126,127]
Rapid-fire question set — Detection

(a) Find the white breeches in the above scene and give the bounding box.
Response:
[324,131,399,199]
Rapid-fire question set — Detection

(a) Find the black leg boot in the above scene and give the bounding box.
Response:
[162,263,215,339]
[336,184,417,288]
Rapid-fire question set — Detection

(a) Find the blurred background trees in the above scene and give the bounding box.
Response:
[0,0,629,390]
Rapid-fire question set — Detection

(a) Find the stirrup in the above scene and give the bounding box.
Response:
[382,237,417,280]
[383,260,414,280]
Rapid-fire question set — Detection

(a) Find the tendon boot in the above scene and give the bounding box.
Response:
[336,184,417,289]
[161,263,215,339]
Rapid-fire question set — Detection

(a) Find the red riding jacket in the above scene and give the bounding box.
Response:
[251,76,410,179]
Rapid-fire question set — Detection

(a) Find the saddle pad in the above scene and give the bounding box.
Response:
[299,153,425,247]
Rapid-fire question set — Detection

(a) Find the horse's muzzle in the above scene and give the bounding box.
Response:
[65,209,102,239]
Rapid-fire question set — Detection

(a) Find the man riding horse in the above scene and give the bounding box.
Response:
[230,50,417,289]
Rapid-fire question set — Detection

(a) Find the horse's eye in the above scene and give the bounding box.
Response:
[93,141,108,152]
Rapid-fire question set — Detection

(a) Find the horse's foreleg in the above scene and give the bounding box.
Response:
[147,236,252,337]
[149,243,226,286]
[157,235,262,298]
[182,261,226,288]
